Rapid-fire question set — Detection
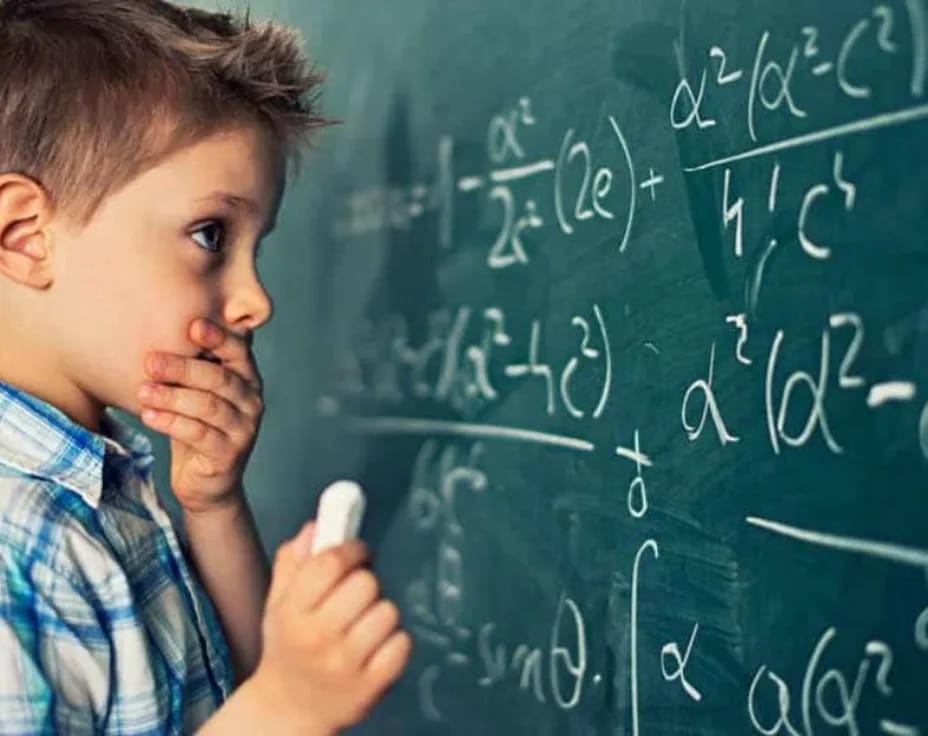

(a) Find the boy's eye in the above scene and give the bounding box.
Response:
[191,220,225,253]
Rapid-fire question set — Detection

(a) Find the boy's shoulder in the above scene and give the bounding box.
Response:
[0,464,115,591]
[0,380,147,589]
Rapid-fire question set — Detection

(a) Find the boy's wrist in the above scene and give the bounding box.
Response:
[198,674,336,736]
[181,483,248,524]
[243,670,338,736]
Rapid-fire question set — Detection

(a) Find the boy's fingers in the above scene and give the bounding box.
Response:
[364,630,413,692]
[267,521,316,606]
[345,599,402,668]
[190,318,262,391]
[311,568,381,637]
[289,540,371,611]
[146,351,258,417]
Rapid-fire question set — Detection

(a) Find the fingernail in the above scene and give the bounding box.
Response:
[200,320,219,341]
[149,353,166,376]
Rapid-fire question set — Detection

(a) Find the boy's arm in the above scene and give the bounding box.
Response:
[182,484,270,683]
[196,677,334,736]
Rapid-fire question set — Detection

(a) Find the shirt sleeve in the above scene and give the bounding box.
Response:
[0,548,110,734]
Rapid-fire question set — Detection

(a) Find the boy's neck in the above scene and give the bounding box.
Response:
[0,351,104,436]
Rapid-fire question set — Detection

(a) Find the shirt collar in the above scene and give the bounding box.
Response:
[0,379,154,508]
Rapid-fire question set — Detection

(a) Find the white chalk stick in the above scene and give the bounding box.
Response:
[311,480,366,555]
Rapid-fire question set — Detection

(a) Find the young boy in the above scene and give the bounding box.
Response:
[0,0,411,733]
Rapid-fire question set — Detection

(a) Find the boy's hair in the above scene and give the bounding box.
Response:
[0,0,331,227]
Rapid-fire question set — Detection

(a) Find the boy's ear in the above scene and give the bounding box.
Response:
[0,174,54,290]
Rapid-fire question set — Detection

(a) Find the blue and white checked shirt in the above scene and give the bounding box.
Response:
[0,379,233,734]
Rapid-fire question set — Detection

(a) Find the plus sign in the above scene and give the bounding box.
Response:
[639,168,665,202]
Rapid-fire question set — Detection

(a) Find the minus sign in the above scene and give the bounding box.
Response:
[490,159,556,182]
[812,61,834,75]
[412,626,453,648]
[458,176,485,192]
[866,381,917,407]
[879,719,920,736]
[447,652,470,665]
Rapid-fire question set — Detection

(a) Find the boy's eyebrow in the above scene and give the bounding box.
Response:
[196,191,258,214]
[195,190,276,236]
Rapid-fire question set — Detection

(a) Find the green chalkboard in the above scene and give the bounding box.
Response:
[171,1,928,733]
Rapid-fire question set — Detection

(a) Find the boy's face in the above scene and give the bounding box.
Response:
[50,122,284,428]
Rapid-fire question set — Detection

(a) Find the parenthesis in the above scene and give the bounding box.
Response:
[592,304,612,419]
[905,0,928,96]
[607,116,637,253]
[419,664,444,721]
[555,129,575,235]
[747,30,770,143]
[765,330,785,455]
[801,627,836,736]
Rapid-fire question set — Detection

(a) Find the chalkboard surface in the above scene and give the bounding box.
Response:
[176,1,928,733]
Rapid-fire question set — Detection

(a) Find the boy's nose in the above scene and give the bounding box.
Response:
[224,267,274,334]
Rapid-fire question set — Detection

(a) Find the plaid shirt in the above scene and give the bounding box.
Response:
[0,379,233,734]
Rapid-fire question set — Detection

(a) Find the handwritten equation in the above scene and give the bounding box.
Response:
[319,1,928,733]
[333,98,654,266]
[398,436,928,735]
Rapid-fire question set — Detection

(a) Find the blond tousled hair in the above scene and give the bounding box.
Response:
[0,0,331,227]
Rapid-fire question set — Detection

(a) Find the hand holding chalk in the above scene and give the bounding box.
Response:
[243,478,411,735]
[311,480,366,555]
